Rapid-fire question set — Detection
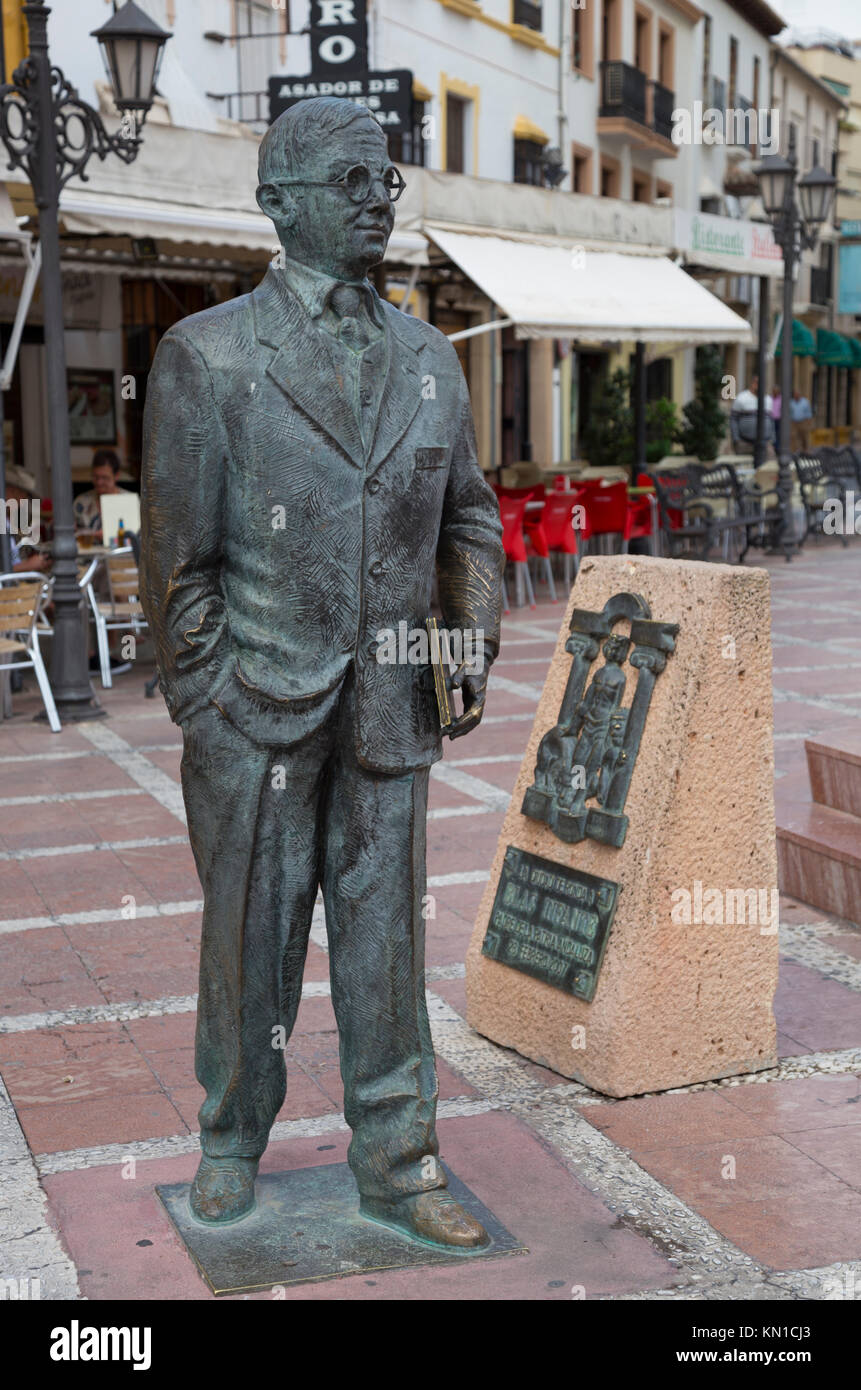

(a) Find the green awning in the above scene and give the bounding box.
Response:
[847,338,861,369]
[774,318,816,357]
[816,328,854,367]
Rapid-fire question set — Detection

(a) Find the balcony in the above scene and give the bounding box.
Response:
[598,61,677,157]
[652,81,675,143]
[810,266,832,306]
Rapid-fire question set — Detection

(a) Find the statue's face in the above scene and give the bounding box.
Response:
[259,118,395,280]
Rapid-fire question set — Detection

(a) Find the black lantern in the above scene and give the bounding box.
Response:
[754,152,794,219]
[91,0,172,114]
[798,163,837,229]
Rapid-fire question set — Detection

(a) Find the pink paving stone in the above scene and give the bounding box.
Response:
[141,749,183,784]
[429,975,468,1018]
[629,1132,850,1211]
[579,1090,770,1151]
[125,1011,197,1055]
[458,759,520,795]
[776,668,861,698]
[3,757,136,798]
[704,1190,861,1268]
[4,1046,163,1110]
[19,849,159,918]
[0,928,105,1015]
[0,798,110,852]
[42,1110,678,1301]
[719,1073,861,1132]
[0,1020,141,1069]
[773,702,855,737]
[777,1030,809,1057]
[427,778,482,813]
[0,859,53,919]
[112,842,202,900]
[774,959,861,1052]
[74,796,187,842]
[432,881,489,924]
[425,915,472,967]
[64,913,202,1004]
[20,1090,187,1155]
[786,1124,861,1190]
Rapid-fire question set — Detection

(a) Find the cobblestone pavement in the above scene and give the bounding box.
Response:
[1,539,860,1301]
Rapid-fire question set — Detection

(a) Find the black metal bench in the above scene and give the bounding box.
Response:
[793,451,856,547]
[650,463,781,563]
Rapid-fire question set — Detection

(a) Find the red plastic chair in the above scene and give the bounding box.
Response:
[578,480,656,555]
[524,502,557,601]
[538,493,592,588]
[498,493,536,610]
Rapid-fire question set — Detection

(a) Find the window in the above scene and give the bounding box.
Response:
[602,0,620,62]
[600,155,620,198]
[572,142,593,194]
[656,178,673,203]
[634,7,652,76]
[728,36,738,108]
[632,173,652,203]
[658,24,673,89]
[514,138,546,186]
[388,100,428,167]
[702,16,710,105]
[446,94,467,174]
[572,3,594,78]
[513,0,543,31]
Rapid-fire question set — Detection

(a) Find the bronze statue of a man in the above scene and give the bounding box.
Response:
[141,97,504,1249]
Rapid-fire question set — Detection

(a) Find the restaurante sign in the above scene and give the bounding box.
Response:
[674,209,783,278]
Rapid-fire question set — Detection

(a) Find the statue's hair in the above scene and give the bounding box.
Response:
[258,97,383,187]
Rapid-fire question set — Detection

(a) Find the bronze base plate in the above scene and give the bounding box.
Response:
[157,1162,527,1295]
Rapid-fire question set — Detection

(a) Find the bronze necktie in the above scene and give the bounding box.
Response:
[329,284,371,353]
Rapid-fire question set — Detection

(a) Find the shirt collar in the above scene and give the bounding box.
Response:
[278,253,381,325]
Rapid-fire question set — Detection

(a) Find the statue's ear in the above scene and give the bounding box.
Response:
[257,182,297,229]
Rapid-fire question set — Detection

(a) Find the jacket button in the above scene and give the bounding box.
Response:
[367,478,381,494]
[369,560,386,578]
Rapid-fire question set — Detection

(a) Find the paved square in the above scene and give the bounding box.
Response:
[1,539,860,1300]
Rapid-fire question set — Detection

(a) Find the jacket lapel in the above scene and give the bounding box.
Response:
[366,300,427,476]
[252,266,365,469]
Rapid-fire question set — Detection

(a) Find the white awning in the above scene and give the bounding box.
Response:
[426,226,754,343]
[60,191,277,253]
[60,190,429,265]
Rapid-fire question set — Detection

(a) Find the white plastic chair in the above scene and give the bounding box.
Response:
[83,545,147,688]
[0,572,60,732]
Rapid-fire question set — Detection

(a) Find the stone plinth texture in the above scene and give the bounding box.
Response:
[466,554,779,1097]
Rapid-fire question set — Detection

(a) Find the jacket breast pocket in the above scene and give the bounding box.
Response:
[414,446,449,470]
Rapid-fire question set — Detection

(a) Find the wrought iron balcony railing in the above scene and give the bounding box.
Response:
[652,80,675,142]
[599,60,647,126]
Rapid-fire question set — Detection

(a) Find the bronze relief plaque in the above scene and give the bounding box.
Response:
[481,846,620,1002]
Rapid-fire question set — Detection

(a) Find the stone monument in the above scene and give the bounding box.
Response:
[466,554,779,1097]
[140,97,506,1260]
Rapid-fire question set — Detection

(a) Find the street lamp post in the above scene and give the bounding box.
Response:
[0,1,170,721]
[755,127,836,561]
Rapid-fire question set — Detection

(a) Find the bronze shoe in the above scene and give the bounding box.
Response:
[360,1190,490,1250]
[190,1155,258,1224]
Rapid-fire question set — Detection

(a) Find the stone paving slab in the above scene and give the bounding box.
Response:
[1,540,861,1300]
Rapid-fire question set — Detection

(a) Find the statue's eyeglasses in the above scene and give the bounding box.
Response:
[278,163,406,204]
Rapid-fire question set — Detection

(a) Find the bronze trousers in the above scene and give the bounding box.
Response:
[179,673,444,1200]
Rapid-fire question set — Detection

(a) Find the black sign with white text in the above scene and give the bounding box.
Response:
[268,69,413,132]
[268,0,412,133]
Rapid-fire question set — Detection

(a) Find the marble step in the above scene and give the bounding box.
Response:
[806,733,861,819]
[777,773,861,926]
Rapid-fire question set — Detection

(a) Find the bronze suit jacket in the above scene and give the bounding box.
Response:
[140,265,504,773]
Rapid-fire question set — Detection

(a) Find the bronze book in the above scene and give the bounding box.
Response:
[426,617,454,729]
